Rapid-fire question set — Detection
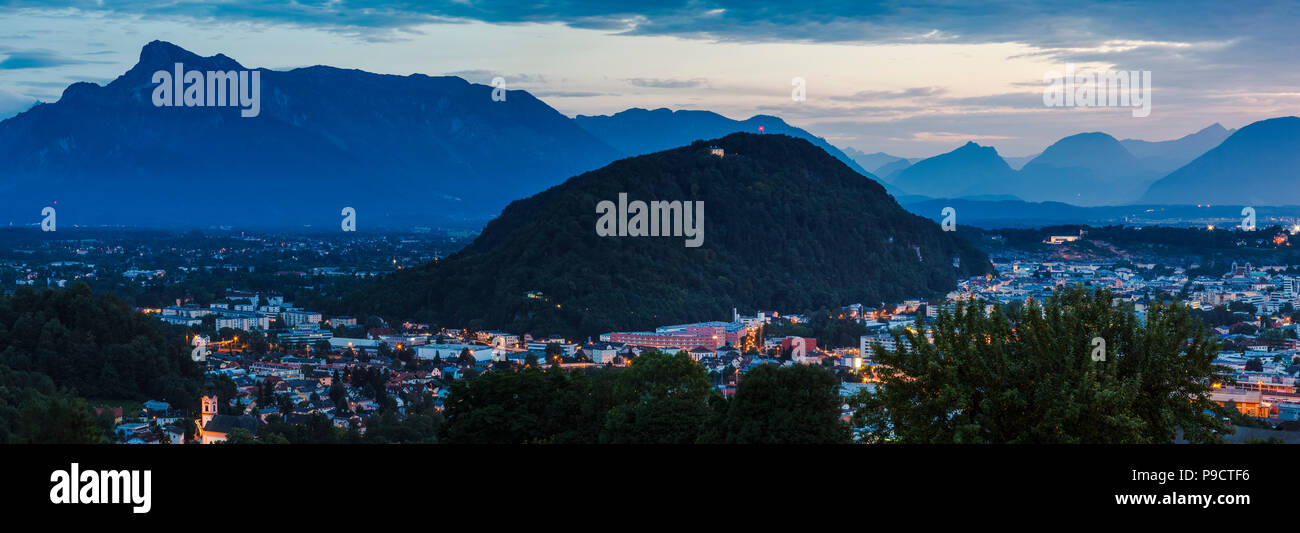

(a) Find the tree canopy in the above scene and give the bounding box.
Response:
[852,285,1232,444]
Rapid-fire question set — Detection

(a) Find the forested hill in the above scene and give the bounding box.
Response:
[0,284,203,443]
[353,133,994,338]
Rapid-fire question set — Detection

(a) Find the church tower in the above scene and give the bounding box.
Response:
[200,392,217,427]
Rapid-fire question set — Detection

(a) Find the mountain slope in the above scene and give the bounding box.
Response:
[1140,117,1300,206]
[1121,123,1234,175]
[1016,132,1156,205]
[573,107,897,192]
[891,141,1017,199]
[874,158,913,180]
[0,41,623,227]
[355,133,993,338]
[843,148,911,176]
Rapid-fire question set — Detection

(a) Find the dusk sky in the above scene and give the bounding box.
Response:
[2,0,1298,158]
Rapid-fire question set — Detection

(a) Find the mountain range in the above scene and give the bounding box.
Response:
[574,108,897,192]
[352,133,993,337]
[887,123,1239,206]
[0,41,628,227]
[0,40,1293,231]
[0,41,906,228]
[1141,117,1300,206]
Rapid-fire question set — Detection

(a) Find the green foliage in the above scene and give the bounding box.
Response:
[353,133,993,338]
[765,312,869,349]
[721,363,850,444]
[853,285,1232,443]
[0,284,203,442]
[0,364,106,443]
[439,366,614,444]
[604,351,713,444]
[440,350,850,444]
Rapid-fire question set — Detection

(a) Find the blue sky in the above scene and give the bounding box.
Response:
[2,1,1298,157]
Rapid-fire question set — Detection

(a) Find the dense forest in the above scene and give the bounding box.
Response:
[352,133,993,338]
[0,284,203,443]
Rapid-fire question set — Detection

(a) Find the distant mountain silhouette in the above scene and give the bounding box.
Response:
[1121,123,1234,175]
[873,158,913,181]
[1016,132,1157,205]
[1140,116,1300,206]
[0,41,623,227]
[890,125,1235,206]
[891,141,1018,198]
[842,148,913,177]
[354,133,992,338]
[1002,154,1038,170]
[573,107,898,192]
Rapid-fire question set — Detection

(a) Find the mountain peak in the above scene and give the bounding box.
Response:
[139,40,201,66]
[952,140,998,156]
[130,40,245,76]
[571,106,878,183]
[1141,116,1300,205]
[1200,122,1227,134]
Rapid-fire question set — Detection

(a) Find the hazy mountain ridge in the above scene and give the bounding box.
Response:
[0,41,624,227]
[1140,116,1300,206]
[573,107,899,193]
[879,122,1253,206]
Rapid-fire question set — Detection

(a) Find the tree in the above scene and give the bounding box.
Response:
[722,363,850,444]
[329,372,348,411]
[457,348,477,367]
[223,427,257,444]
[603,351,712,444]
[544,342,562,363]
[15,395,106,444]
[853,286,1232,444]
[1245,358,1264,372]
[211,375,240,415]
[438,366,611,444]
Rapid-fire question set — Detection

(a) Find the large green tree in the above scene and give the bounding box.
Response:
[438,366,612,444]
[722,363,851,444]
[603,351,713,444]
[853,286,1232,444]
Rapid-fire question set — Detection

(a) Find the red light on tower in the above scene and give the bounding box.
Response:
[758,126,765,134]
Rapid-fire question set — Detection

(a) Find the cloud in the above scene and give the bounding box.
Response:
[443,69,547,85]
[0,88,38,119]
[625,77,709,89]
[831,86,948,101]
[894,131,1017,143]
[530,90,614,98]
[0,49,89,69]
